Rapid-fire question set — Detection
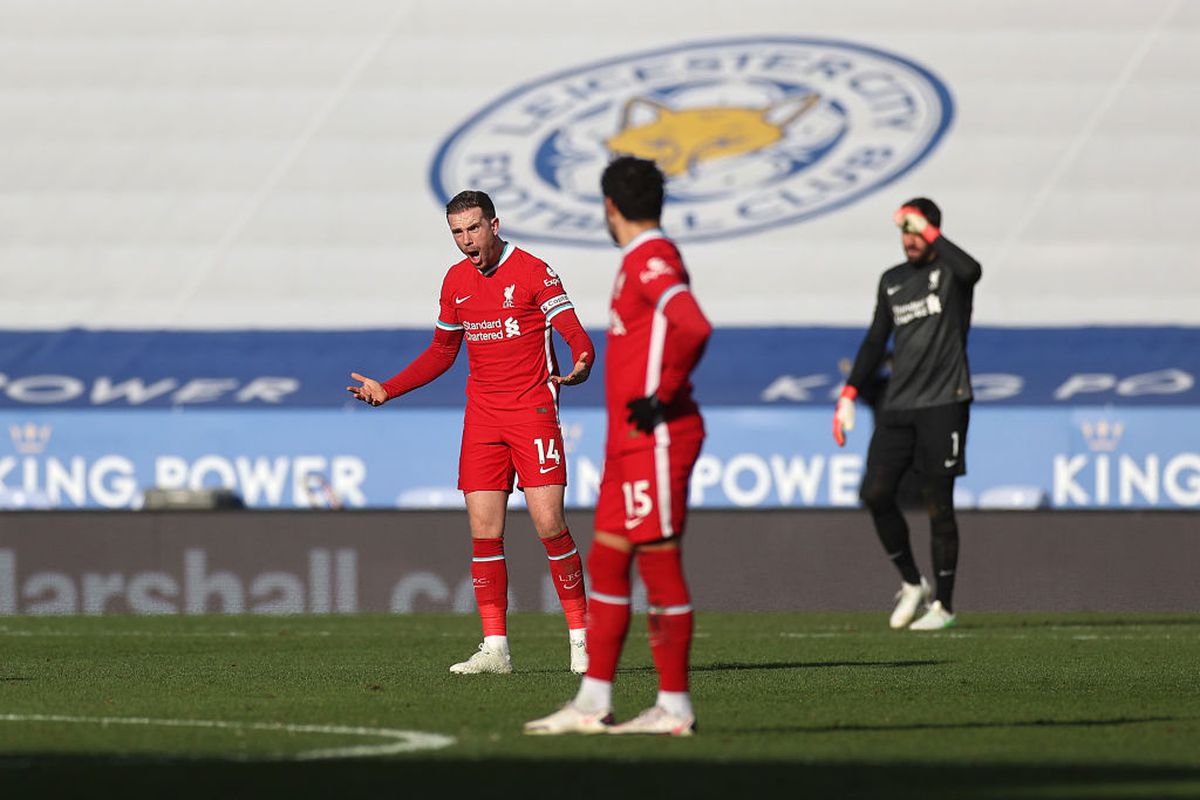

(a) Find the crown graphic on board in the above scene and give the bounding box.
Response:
[1080,419,1124,453]
[9,423,52,455]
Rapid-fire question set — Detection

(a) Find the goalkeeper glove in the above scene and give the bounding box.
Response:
[626,394,664,434]
[832,385,857,447]
[894,205,939,243]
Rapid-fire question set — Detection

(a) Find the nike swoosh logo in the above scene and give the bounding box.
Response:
[624,518,645,530]
[886,285,902,296]
[455,295,472,304]
[539,465,558,474]
[560,580,581,590]
[944,459,958,468]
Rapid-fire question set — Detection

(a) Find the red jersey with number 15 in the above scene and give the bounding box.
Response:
[438,242,577,427]
[605,230,704,454]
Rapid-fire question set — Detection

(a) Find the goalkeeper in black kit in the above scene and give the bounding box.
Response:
[833,198,982,631]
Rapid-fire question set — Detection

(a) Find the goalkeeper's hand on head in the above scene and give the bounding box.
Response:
[626,394,664,434]
[832,385,857,447]
[894,205,939,241]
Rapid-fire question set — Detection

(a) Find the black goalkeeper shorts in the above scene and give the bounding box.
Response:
[865,401,970,478]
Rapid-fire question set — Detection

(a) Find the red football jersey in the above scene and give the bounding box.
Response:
[438,243,576,427]
[605,230,704,453]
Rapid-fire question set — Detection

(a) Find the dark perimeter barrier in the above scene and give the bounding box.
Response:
[0,510,1196,616]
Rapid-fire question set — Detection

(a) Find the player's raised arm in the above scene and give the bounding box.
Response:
[376,325,464,401]
[361,269,467,405]
[896,204,981,286]
[931,235,982,286]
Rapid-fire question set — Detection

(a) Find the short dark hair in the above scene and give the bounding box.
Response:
[902,197,941,228]
[446,190,496,220]
[601,156,665,222]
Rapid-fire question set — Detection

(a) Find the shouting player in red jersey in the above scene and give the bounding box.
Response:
[525,157,712,736]
[347,191,594,675]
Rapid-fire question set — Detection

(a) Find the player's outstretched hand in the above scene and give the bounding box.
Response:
[551,352,591,386]
[347,372,388,407]
[894,205,929,236]
[832,385,857,447]
[626,394,664,434]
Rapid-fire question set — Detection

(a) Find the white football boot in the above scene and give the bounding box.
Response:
[569,630,588,675]
[909,600,957,631]
[607,705,696,737]
[449,642,513,674]
[523,703,614,735]
[889,577,931,629]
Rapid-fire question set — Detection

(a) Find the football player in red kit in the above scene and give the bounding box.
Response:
[347,191,593,675]
[525,156,712,736]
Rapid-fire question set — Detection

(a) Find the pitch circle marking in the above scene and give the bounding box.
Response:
[0,713,456,759]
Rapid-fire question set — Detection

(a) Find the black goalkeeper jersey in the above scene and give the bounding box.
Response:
[846,236,982,411]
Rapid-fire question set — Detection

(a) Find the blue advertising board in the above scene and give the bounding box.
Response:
[2,406,1197,510]
[1,326,1199,409]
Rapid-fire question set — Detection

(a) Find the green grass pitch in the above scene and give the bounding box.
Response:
[2,612,1198,799]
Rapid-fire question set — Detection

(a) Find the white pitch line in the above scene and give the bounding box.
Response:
[0,629,333,639]
[780,631,1190,641]
[0,714,455,760]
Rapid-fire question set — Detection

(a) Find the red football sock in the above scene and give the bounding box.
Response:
[541,529,587,630]
[471,538,507,638]
[636,547,693,693]
[584,540,633,682]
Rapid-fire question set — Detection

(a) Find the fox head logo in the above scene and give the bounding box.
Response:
[605,93,820,177]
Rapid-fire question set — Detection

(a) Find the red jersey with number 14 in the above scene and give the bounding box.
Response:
[438,242,577,427]
[605,230,704,454]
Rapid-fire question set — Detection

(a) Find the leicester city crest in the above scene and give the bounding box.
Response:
[430,37,954,246]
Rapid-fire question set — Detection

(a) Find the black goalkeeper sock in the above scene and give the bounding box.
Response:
[923,477,960,612]
[862,472,922,585]
[872,506,922,586]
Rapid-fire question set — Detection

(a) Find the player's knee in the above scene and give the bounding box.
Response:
[593,530,632,553]
[635,547,689,607]
[533,518,568,539]
[524,489,567,537]
[860,480,895,514]
[587,538,633,596]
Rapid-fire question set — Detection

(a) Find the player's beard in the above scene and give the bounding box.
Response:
[606,218,619,246]
[905,242,933,264]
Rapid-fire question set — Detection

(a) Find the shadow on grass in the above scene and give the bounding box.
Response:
[516,659,948,676]
[608,659,947,675]
[736,715,1185,735]
[1,755,1197,800]
[696,659,947,672]
[990,616,1200,630]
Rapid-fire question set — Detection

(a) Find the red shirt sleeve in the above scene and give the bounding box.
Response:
[380,326,463,399]
[656,288,712,404]
[549,307,593,367]
[530,259,592,367]
[381,269,465,399]
[630,244,711,404]
[631,248,685,309]
[435,268,464,333]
